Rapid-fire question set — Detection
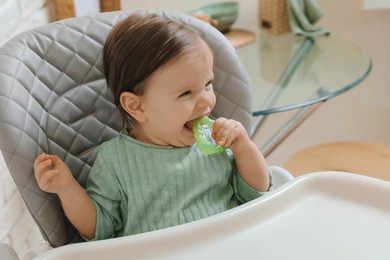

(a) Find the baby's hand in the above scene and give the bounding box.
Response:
[212,117,251,153]
[34,154,75,195]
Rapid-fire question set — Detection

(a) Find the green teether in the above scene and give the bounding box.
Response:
[193,116,226,155]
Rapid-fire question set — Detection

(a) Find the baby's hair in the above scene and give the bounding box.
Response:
[103,11,201,130]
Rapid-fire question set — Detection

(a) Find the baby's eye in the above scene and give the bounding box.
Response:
[205,79,213,89]
[179,90,192,98]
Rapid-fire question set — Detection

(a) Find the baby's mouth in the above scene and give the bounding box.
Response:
[184,121,193,131]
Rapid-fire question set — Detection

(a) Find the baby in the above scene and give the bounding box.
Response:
[34,11,271,241]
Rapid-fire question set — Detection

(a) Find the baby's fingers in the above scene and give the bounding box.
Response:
[37,169,60,191]
[213,118,249,148]
[217,123,241,147]
[212,118,227,144]
[222,124,241,147]
[34,153,49,167]
[212,118,235,146]
[34,158,53,179]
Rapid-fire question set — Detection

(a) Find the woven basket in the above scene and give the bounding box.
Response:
[259,0,291,35]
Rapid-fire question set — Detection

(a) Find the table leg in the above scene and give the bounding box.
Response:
[250,36,317,157]
[260,101,323,157]
[251,37,315,135]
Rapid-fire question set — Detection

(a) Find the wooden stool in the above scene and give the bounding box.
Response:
[284,142,390,181]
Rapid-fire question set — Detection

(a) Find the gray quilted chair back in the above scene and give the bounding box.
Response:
[0,10,252,247]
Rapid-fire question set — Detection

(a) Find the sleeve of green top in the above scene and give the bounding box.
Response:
[232,168,274,204]
[85,148,123,241]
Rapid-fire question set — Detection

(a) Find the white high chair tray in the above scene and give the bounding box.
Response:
[36,172,390,260]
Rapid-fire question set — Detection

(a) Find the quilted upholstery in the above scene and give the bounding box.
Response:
[0,10,252,247]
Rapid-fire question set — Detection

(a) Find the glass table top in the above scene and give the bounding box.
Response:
[234,29,372,116]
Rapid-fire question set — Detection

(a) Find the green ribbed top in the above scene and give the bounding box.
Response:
[86,133,268,240]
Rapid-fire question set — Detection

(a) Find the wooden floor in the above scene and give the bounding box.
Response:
[284,141,390,181]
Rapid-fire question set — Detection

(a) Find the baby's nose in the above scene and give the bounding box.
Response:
[197,91,215,109]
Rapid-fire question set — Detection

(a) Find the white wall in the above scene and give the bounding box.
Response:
[121,0,259,24]
[362,0,390,9]
[0,0,55,46]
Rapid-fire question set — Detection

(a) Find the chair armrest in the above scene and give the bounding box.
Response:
[269,165,294,188]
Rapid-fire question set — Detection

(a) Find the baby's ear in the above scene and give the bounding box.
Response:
[120,92,147,122]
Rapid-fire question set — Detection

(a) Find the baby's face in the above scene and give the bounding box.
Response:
[134,39,216,147]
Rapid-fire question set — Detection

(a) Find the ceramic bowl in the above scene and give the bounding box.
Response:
[188,2,239,33]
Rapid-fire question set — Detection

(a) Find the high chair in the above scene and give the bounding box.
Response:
[1,10,390,260]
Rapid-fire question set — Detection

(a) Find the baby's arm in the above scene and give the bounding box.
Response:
[34,154,96,239]
[212,118,270,192]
